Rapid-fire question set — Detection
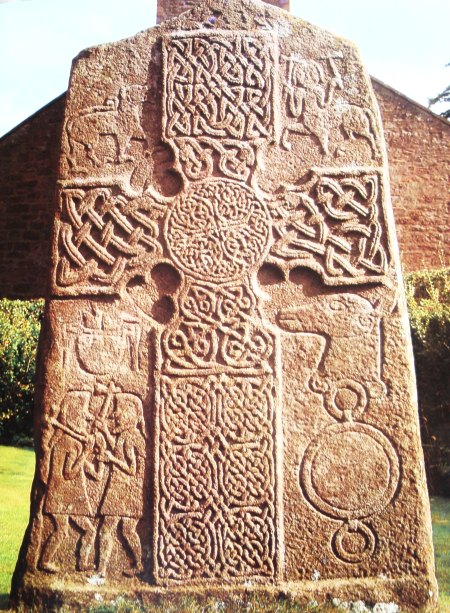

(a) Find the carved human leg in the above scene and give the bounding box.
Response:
[39,514,70,573]
[98,516,120,577]
[121,518,143,576]
[71,516,96,572]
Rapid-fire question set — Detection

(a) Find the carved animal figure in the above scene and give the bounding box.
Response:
[282,57,378,157]
[278,294,385,403]
[65,86,146,170]
[335,103,378,157]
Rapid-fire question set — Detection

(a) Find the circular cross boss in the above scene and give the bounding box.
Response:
[165,180,271,283]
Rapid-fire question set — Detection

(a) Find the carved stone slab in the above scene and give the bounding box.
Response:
[11,0,437,609]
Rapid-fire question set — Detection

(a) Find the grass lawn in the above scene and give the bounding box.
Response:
[0,446,35,610]
[431,496,450,610]
[0,445,449,611]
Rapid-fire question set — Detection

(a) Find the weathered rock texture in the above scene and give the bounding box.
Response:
[11,0,437,609]
[1,83,448,301]
[157,0,290,23]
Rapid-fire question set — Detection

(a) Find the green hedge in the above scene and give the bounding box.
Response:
[406,267,450,495]
[0,299,44,446]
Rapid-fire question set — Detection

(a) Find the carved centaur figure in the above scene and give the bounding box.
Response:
[282,57,379,157]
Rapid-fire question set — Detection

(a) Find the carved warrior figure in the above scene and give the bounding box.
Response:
[12,0,437,609]
[38,385,146,577]
[39,391,99,573]
[97,394,146,577]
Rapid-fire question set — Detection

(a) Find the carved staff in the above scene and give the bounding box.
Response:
[94,381,122,453]
[47,418,87,444]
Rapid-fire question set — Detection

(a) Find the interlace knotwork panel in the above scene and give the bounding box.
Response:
[56,187,163,293]
[161,284,274,375]
[163,31,277,180]
[270,170,389,284]
[164,33,275,140]
[157,373,276,581]
[156,281,278,581]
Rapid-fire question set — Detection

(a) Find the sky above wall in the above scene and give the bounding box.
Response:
[0,0,449,137]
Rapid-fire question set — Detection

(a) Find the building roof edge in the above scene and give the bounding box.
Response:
[0,92,66,143]
[371,76,450,130]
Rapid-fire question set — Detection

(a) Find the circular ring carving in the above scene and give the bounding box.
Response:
[324,378,368,422]
[332,520,376,563]
[300,422,400,520]
[165,179,271,283]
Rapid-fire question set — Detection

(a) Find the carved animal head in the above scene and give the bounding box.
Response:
[278,294,379,337]
[324,295,379,336]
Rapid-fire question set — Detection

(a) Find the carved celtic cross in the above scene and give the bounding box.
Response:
[11,0,437,608]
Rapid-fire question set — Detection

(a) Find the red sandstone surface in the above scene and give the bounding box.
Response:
[9,0,437,609]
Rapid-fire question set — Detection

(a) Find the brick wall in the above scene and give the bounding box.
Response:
[0,82,448,299]
[0,95,65,299]
[373,79,450,272]
[157,0,289,23]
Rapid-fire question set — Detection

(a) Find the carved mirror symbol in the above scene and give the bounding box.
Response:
[300,417,400,564]
[273,280,399,564]
[277,290,399,563]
